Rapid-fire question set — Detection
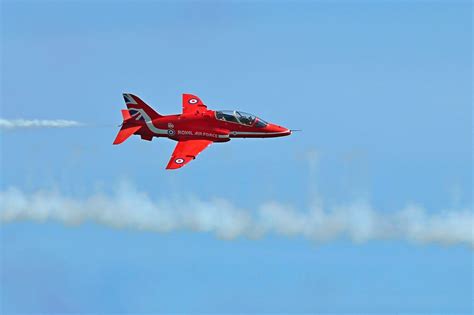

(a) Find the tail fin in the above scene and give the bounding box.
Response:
[122,93,162,120]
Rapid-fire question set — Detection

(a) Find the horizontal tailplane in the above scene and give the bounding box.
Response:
[113,125,142,145]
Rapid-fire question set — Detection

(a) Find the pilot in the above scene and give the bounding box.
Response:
[240,117,251,125]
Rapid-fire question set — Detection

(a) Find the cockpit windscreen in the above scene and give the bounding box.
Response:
[216,110,260,126]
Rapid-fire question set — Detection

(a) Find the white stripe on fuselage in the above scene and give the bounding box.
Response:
[129,108,168,135]
[231,131,290,136]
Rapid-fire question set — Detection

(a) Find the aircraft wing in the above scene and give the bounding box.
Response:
[166,140,212,169]
[182,93,207,114]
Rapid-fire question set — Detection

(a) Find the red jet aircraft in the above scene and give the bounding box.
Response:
[113,93,292,169]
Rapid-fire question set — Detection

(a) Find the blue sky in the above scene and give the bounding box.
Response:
[1,0,472,313]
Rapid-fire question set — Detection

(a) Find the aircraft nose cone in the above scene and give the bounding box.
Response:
[267,124,291,136]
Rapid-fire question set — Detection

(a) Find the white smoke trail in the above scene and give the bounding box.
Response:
[0,119,82,129]
[0,184,472,248]
[0,186,474,248]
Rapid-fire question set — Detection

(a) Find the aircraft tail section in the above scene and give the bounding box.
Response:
[114,93,162,145]
[113,109,143,145]
[122,93,162,120]
[113,125,142,145]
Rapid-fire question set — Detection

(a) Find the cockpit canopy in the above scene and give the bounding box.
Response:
[215,110,268,128]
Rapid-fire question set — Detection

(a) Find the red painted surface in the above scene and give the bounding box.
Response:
[113,93,292,169]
